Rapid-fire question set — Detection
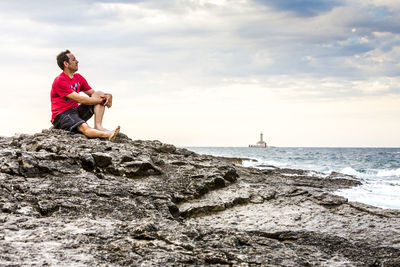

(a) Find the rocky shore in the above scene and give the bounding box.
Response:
[1,129,399,266]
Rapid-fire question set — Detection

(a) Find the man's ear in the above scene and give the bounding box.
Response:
[63,61,69,69]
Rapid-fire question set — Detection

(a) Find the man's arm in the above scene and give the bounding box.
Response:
[83,89,96,97]
[83,89,112,108]
[66,91,103,105]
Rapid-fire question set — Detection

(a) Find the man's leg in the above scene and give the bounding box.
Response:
[91,91,108,131]
[78,123,120,140]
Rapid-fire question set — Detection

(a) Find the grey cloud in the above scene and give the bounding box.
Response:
[97,0,144,2]
[0,0,121,26]
[231,1,400,82]
[1,0,400,99]
[253,0,343,17]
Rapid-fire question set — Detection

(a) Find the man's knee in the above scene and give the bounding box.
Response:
[77,123,90,135]
[92,91,104,97]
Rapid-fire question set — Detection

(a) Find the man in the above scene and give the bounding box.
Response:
[51,50,120,140]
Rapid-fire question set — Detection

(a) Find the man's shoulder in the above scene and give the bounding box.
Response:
[74,73,87,81]
[53,72,67,83]
[53,72,85,82]
[52,73,62,88]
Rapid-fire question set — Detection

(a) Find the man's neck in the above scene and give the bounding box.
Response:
[63,69,75,79]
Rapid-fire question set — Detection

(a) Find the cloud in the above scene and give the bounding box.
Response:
[1,0,400,99]
[253,0,343,17]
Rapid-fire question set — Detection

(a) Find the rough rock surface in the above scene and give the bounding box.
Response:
[1,129,399,266]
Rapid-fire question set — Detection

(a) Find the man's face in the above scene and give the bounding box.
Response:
[66,53,79,73]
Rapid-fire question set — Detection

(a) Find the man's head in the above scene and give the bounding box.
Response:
[56,49,79,73]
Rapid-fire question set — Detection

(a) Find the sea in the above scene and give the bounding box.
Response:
[184,147,400,210]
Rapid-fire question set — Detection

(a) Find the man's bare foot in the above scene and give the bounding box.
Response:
[95,126,110,132]
[108,126,120,141]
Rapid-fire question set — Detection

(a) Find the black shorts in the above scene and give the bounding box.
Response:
[52,105,94,133]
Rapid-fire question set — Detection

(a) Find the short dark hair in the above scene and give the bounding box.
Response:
[56,49,71,70]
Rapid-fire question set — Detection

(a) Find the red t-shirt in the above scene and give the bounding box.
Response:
[50,72,92,122]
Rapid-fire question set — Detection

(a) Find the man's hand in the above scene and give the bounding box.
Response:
[82,90,112,107]
[103,93,113,108]
[66,91,104,106]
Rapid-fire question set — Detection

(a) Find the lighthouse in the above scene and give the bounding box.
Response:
[249,132,267,148]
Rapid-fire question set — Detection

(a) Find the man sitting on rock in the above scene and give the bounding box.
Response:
[50,50,120,140]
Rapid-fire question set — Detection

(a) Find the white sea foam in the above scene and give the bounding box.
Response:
[307,170,329,178]
[336,180,400,210]
[281,173,301,177]
[243,159,285,169]
[242,159,259,168]
[376,168,400,177]
[340,167,362,177]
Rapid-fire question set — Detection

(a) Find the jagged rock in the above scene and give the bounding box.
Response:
[313,192,348,206]
[0,130,399,266]
[154,143,177,154]
[220,166,239,182]
[80,153,95,171]
[92,152,112,168]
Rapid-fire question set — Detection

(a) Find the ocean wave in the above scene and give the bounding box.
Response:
[340,167,362,177]
[336,179,400,209]
[243,159,284,169]
[376,168,400,177]
[241,159,259,168]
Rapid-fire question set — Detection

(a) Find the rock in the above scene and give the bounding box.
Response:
[155,143,177,154]
[80,153,95,171]
[220,166,239,182]
[313,192,348,206]
[0,129,399,266]
[91,152,112,168]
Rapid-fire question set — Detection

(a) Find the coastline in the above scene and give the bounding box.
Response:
[1,130,399,265]
[186,146,400,210]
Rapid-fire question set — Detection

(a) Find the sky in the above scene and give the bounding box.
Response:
[0,0,399,147]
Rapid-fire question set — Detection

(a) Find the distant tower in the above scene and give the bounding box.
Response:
[249,132,267,148]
